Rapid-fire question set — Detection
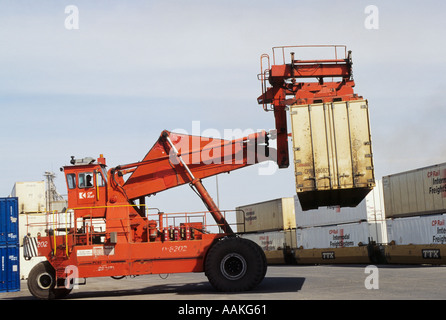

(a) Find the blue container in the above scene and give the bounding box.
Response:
[0,244,20,292]
[0,197,19,245]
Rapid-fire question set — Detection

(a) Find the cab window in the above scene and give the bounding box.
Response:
[96,171,105,187]
[79,172,94,188]
[67,174,76,189]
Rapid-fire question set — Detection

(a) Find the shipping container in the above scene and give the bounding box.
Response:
[386,213,446,245]
[0,197,19,245]
[296,221,384,249]
[236,197,295,233]
[240,230,297,265]
[290,99,375,210]
[294,180,385,228]
[0,244,20,292]
[383,163,446,218]
[10,181,46,213]
[295,195,367,227]
[18,213,47,246]
[240,230,297,252]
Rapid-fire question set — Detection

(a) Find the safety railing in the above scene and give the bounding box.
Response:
[24,205,245,258]
[258,45,350,112]
[271,45,348,66]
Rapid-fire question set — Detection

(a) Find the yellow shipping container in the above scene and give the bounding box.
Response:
[290,99,375,210]
[236,197,295,233]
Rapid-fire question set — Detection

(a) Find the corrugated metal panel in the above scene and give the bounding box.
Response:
[0,197,19,245]
[383,163,446,218]
[296,222,375,249]
[240,230,297,251]
[0,244,20,292]
[294,194,368,227]
[290,99,375,210]
[294,180,385,227]
[10,181,46,213]
[386,213,446,245]
[240,230,297,265]
[236,198,296,233]
[240,231,286,251]
[18,213,47,246]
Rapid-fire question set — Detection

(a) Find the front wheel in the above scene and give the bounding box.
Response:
[205,237,267,292]
[27,261,72,300]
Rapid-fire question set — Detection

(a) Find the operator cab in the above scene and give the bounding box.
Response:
[62,155,108,218]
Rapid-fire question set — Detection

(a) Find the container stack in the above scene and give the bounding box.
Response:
[0,197,20,293]
[293,180,387,264]
[10,181,46,214]
[382,163,446,264]
[10,180,68,279]
[236,198,297,264]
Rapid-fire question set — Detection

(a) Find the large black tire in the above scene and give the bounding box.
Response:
[205,237,267,292]
[27,261,72,300]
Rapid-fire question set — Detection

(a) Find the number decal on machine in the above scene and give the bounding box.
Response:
[37,241,48,248]
[162,245,188,253]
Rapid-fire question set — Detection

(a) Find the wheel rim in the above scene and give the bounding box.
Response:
[37,273,53,290]
[220,253,247,280]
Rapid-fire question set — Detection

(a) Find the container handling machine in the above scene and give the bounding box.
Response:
[24,45,374,299]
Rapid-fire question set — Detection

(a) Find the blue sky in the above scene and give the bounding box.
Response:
[1,1,445,213]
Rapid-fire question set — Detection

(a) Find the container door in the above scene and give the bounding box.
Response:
[0,198,19,245]
[7,198,19,244]
[0,246,5,292]
[0,244,20,292]
[0,199,6,244]
[344,100,374,189]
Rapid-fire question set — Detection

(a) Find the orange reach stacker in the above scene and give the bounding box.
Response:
[24,45,374,299]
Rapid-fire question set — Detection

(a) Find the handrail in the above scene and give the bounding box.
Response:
[52,210,57,256]
[25,206,245,255]
[26,207,244,233]
[65,210,69,257]
[271,45,347,66]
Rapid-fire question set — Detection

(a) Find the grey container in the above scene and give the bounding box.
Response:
[383,163,446,218]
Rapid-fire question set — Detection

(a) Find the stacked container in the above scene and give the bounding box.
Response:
[10,181,46,214]
[0,197,20,293]
[11,181,62,279]
[236,198,297,264]
[383,163,446,264]
[294,180,387,264]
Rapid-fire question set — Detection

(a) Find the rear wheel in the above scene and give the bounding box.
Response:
[27,261,72,300]
[205,237,267,292]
